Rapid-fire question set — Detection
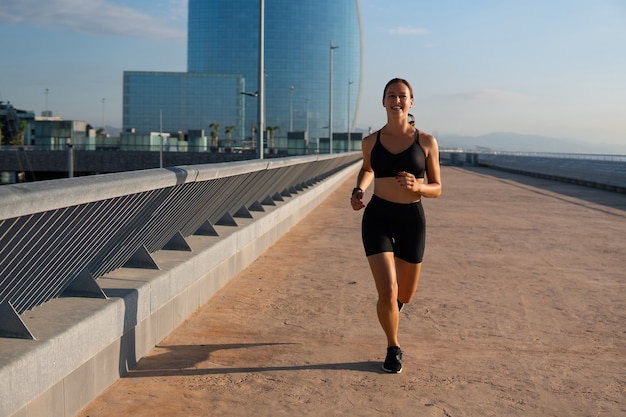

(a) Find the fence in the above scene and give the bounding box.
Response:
[0,153,361,339]
[439,151,626,193]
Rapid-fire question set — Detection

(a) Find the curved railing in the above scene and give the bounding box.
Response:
[0,153,361,336]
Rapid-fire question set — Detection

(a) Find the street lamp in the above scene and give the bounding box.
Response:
[101,98,105,132]
[304,98,309,142]
[66,138,74,178]
[329,42,339,154]
[347,80,354,152]
[159,109,163,168]
[289,86,294,132]
[258,0,265,159]
[240,91,258,150]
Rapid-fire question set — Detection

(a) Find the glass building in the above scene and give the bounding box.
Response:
[123,0,362,154]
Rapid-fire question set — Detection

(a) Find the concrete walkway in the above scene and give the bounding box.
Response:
[77,166,626,417]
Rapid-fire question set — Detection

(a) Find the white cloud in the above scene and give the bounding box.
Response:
[0,0,186,41]
[387,26,430,36]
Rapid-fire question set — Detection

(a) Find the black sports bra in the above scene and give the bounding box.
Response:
[370,129,426,179]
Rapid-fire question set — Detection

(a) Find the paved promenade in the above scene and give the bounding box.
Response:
[77,166,626,417]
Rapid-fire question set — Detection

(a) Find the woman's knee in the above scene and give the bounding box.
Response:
[375,281,397,301]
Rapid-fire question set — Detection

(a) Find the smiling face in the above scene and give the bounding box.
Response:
[382,80,414,120]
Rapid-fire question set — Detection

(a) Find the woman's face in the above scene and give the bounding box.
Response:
[383,82,413,118]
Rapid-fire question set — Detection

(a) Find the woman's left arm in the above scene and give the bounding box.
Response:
[417,133,442,198]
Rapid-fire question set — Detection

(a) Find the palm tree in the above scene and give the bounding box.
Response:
[224,125,235,147]
[9,120,27,145]
[209,122,220,148]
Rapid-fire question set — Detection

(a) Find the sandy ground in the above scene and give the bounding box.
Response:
[77,166,626,417]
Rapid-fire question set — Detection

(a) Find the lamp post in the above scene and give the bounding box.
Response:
[304,98,309,144]
[258,0,265,159]
[101,98,105,132]
[241,91,258,150]
[289,85,294,132]
[302,98,310,153]
[159,109,163,168]
[66,138,74,178]
[347,80,354,152]
[329,42,339,154]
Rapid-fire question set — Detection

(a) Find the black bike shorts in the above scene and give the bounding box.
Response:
[361,194,426,264]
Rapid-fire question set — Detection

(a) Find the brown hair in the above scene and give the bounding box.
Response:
[383,78,414,100]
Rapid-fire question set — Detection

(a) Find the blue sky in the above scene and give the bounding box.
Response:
[1,0,625,148]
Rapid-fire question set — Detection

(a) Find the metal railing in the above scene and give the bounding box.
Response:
[441,149,626,162]
[474,154,626,192]
[0,153,361,337]
[439,150,626,192]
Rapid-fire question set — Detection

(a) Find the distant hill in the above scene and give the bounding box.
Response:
[437,132,626,155]
[104,125,122,136]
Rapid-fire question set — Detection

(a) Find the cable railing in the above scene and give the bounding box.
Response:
[440,148,626,162]
[439,150,626,192]
[0,153,361,338]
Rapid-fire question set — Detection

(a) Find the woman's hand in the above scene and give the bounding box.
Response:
[396,171,417,192]
[351,189,365,211]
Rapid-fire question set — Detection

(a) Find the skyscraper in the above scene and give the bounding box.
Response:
[123,0,362,154]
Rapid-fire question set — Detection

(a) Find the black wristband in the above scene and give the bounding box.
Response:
[352,187,363,195]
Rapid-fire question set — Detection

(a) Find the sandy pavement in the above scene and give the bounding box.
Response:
[78,166,626,417]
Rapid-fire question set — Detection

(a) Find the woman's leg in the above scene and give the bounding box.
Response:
[396,259,422,305]
[367,252,400,347]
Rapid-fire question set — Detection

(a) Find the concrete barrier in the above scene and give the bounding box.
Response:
[477,154,626,193]
[0,160,360,417]
[439,151,626,193]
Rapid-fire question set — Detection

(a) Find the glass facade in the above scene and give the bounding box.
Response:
[32,120,90,150]
[123,72,245,140]
[123,0,362,153]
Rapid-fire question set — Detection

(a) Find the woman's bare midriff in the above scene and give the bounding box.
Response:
[373,177,423,204]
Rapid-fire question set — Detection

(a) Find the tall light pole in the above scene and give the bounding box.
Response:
[258,0,265,159]
[159,109,163,168]
[45,88,49,114]
[101,98,105,133]
[289,85,294,132]
[329,42,339,154]
[304,98,309,135]
[347,80,354,152]
[66,138,74,178]
[304,98,310,152]
[241,91,258,149]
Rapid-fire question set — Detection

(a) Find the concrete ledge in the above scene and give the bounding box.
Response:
[475,154,626,193]
[1,162,359,417]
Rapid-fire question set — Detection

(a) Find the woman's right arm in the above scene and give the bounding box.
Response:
[351,134,375,210]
